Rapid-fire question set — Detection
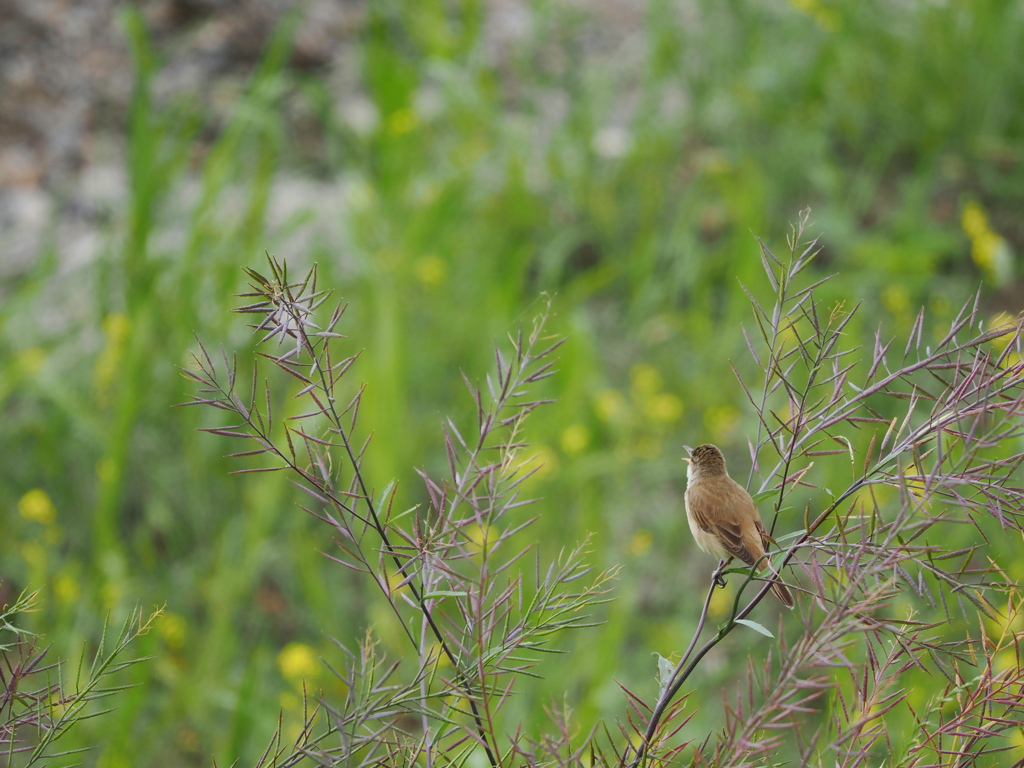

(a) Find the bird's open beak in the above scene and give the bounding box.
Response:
[682,444,693,463]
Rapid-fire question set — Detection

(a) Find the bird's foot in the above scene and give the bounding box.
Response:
[713,560,727,588]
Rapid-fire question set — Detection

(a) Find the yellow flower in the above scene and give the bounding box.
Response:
[627,529,653,556]
[974,231,1002,274]
[703,406,739,442]
[993,646,1020,676]
[630,364,663,396]
[94,312,130,407]
[988,312,1018,350]
[776,319,801,350]
[424,642,451,669]
[18,489,56,525]
[158,612,188,650]
[97,457,120,484]
[53,571,80,604]
[845,486,879,520]
[1009,723,1024,763]
[414,255,447,288]
[594,389,627,423]
[1000,350,1024,376]
[962,201,1013,285]
[279,690,301,713]
[644,393,683,424]
[16,347,45,375]
[387,568,411,594]
[524,445,559,480]
[709,581,734,618]
[881,285,910,317]
[961,201,988,238]
[462,522,493,557]
[101,579,124,610]
[386,107,419,136]
[983,597,1024,641]
[929,295,951,318]
[560,424,591,455]
[787,0,839,31]
[20,542,46,571]
[445,695,471,716]
[278,642,320,681]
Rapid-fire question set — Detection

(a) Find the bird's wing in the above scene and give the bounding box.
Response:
[753,515,785,569]
[687,482,764,567]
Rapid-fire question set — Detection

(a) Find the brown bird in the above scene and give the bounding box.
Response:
[683,444,795,608]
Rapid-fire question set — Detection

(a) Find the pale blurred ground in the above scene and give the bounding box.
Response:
[0,0,647,278]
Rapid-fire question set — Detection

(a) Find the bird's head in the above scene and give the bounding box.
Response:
[683,443,728,481]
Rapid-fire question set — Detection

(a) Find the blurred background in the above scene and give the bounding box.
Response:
[1,0,1022,764]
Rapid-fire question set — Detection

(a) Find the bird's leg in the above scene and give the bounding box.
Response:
[713,559,728,588]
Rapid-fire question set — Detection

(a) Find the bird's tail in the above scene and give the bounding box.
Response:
[757,534,795,609]
[769,578,795,609]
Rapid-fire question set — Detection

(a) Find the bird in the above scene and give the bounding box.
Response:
[683,443,795,608]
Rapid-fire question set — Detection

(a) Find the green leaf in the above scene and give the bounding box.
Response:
[775,528,807,541]
[375,480,396,512]
[388,504,420,523]
[653,652,675,698]
[424,590,468,599]
[735,619,773,638]
[750,489,777,504]
[721,566,754,577]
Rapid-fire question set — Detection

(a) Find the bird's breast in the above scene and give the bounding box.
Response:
[685,490,730,560]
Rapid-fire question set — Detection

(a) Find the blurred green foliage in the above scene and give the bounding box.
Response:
[1,0,1022,763]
